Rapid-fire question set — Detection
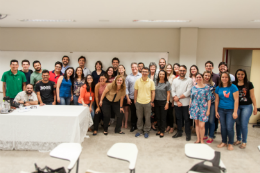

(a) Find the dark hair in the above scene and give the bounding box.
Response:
[196,73,203,78]
[63,67,74,84]
[26,83,34,88]
[99,73,108,83]
[75,67,84,80]
[42,70,49,75]
[105,66,115,79]
[62,55,70,61]
[205,61,214,67]
[234,69,249,90]
[173,63,180,67]
[112,57,120,63]
[142,67,149,72]
[218,62,227,68]
[189,65,199,78]
[138,62,144,66]
[219,72,231,87]
[21,59,30,65]
[95,61,103,70]
[180,65,187,70]
[156,70,168,85]
[10,59,18,65]
[78,56,86,62]
[173,63,180,75]
[55,61,62,68]
[33,60,41,67]
[85,74,95,92]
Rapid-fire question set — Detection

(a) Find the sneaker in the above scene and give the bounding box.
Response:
[135,132,141,137]
[203,136,208,140]
[206,139,213,144]
[144,133,149,138]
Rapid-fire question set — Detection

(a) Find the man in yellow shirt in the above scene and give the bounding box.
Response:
[134,67,155,138]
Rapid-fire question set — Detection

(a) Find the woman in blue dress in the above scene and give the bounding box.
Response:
[189,73,212,144]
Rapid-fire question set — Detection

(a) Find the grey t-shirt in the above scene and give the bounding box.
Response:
[155,81,171,100]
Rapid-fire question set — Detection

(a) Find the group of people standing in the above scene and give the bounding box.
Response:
[1,56,257,150]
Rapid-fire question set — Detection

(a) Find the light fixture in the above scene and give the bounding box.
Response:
[0,14,8,20]
[251,20,260,22]
[99,20,109,22]
[19,19,75,22]
[133,20,191,23]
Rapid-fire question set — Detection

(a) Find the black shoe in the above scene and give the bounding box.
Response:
[172,133,182,138]
[160,134,164,138]
[213,135,216,139]
[156,132,160,136]
[151,126,157,131]
[186,135,191,141]
[104,132,108,135]
[130,126,137,132]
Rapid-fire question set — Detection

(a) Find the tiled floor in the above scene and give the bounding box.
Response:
[1,125,260,173]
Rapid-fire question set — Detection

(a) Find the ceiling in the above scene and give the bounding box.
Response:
[1,0,260,28]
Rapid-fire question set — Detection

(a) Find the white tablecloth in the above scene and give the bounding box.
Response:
[0,105,93,151]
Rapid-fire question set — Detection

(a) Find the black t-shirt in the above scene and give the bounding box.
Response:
[92,70,105,86]
[113,69,118,77]
[233,81,254,105]
[35,81,55,104]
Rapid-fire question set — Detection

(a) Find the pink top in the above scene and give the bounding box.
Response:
[98,84,107,101]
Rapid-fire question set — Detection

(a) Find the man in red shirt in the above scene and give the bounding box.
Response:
[49,61,63,84]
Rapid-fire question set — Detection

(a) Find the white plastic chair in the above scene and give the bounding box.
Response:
[185,143,226,172]
[107,143,138,173]
[50,143,82,173]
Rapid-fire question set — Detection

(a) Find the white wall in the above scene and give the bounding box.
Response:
[0,28,180,64]
[197,29,260,73]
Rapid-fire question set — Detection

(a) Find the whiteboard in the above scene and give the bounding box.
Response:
[0,51,168,92]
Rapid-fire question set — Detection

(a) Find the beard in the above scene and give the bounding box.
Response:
[35,68,41,72]
[26,90,32,95]
[160,65,165,69]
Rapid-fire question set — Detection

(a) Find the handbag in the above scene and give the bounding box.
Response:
[33,163,66,173]
[187,151,226,173]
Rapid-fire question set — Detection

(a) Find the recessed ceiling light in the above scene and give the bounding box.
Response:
[19,19,75,22]
[251,20,260,22]
[133,20,191,23]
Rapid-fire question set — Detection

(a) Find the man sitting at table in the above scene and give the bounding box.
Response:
[36,70,56,106]
[14,84,38,106]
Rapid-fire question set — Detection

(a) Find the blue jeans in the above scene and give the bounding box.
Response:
[73,95,82,105]
[235,104,253,143]
[218,108,235,144]
[205,103,215,139]
[60,97,71,105]
[87,103,95,119]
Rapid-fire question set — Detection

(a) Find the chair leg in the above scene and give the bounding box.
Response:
[130,169,135,173]
[76,158,80,173]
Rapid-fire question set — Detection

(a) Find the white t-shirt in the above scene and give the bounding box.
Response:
[14,91,38,102]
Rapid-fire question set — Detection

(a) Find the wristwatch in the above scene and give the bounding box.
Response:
[24,101,26,104]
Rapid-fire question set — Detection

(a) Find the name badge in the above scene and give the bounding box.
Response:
[89,96,92,101]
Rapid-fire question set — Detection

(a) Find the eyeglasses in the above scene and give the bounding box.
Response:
[179,70,186,72]
[55,66,61,69]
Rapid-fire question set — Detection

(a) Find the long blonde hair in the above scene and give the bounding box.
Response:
[111,75,126,91]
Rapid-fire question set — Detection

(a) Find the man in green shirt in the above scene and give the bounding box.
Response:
[30,60,43,90]
[1,59,27,102]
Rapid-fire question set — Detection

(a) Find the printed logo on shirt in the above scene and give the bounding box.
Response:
[40,86,51,90]
[223,91,230,98]
[239,88,247,102]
